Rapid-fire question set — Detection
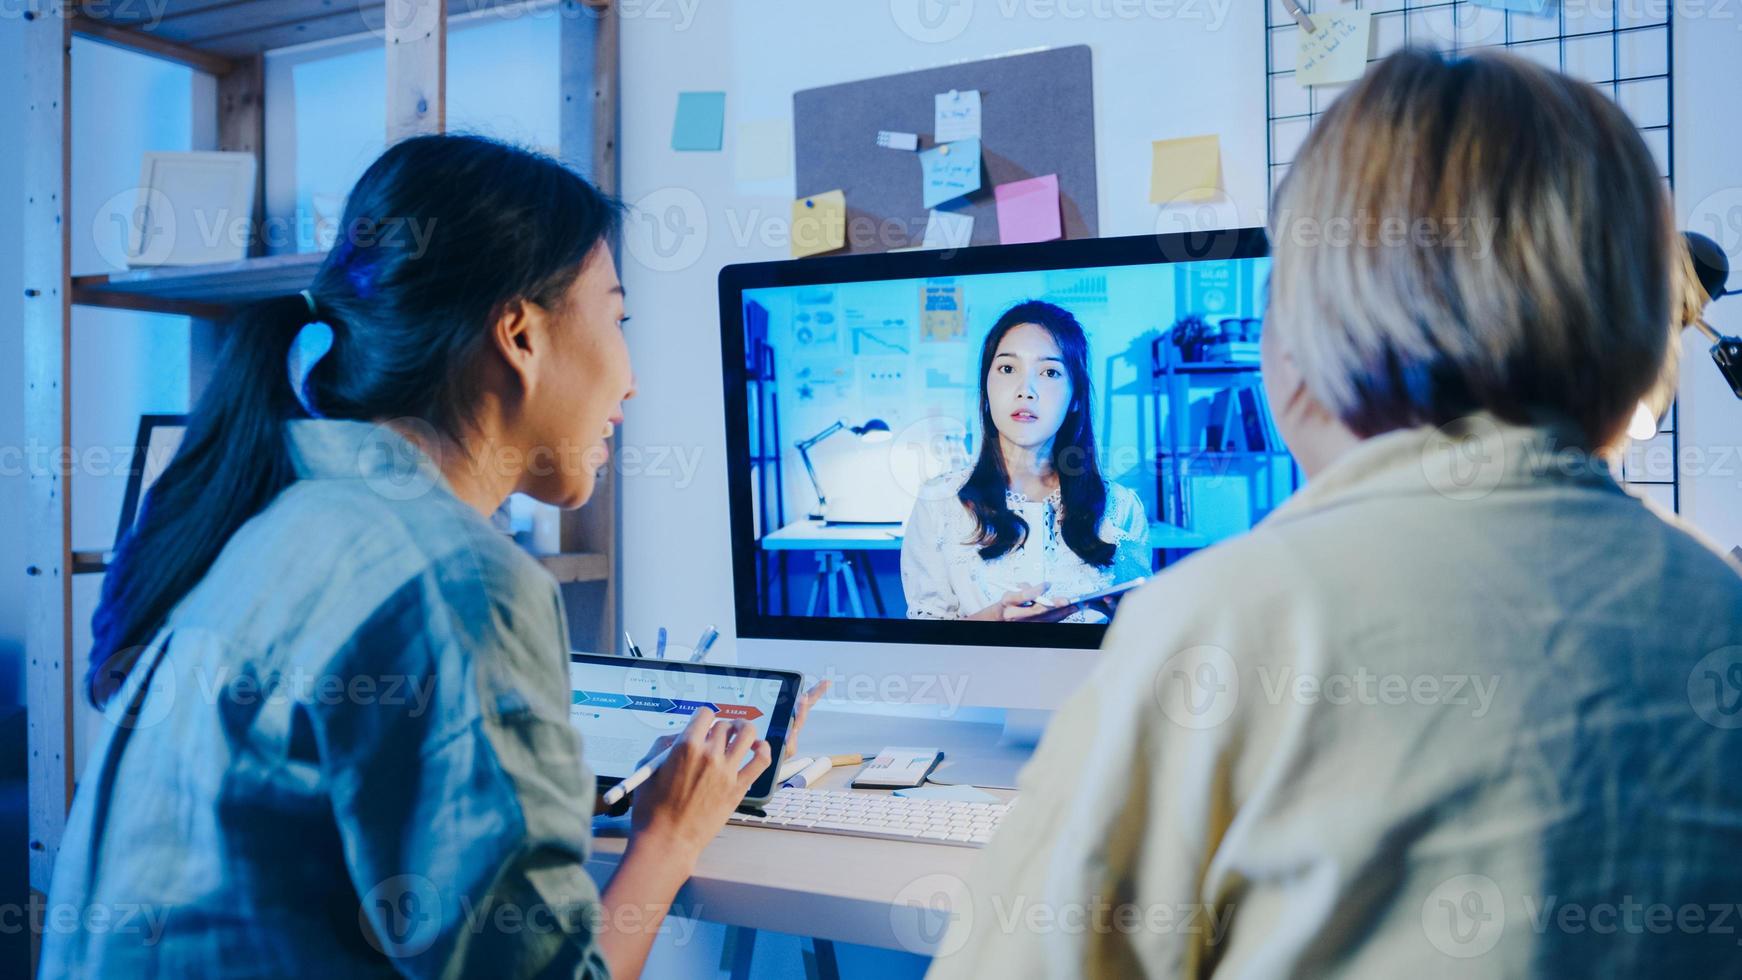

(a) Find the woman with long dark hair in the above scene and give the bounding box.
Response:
[901,300,1149,622]
[41,134,781,978]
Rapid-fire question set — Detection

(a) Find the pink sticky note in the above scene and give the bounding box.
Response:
[994,174,1062,244]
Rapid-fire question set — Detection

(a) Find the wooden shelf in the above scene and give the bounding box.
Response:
[73,549,609,584]
[71,550,114,576]
[537,552,612,584]
[74,0,541,63]
[71,252,326,316]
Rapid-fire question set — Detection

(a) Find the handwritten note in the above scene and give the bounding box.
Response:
[921,209,974,250]
[994,174,1062,245]
[1296,12,1373,87]
[934,89,982,143]
[671,91,726,151]
[920,138,982,208]
[1149,134,1222,204]
[1471,0,1551,12]
[790,190,847,258]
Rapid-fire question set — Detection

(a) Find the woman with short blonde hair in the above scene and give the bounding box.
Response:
[1264,48,1674,455]
[930,49,1742,978]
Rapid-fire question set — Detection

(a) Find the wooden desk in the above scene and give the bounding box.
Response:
[584,710,1031,964]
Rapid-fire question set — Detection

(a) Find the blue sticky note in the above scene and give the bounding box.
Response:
[1470,0,1552,12]
[919,139,982,209]
[672,92,726,152]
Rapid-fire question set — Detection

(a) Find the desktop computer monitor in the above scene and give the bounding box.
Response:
[718,229,1296,712]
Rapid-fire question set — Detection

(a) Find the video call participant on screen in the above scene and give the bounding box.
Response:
[901,300,1149,623]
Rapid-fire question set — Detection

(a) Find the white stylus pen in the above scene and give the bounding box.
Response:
[600,743,674,807]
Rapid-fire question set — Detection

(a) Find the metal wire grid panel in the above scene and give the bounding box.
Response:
[1263,0,1679,510]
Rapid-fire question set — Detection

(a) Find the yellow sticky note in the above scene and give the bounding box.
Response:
[1296,11,1373,87]
[791,190,847,258]
[1149,134,1222,204]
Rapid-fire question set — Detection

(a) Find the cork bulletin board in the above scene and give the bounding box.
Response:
[793,45,1099,255]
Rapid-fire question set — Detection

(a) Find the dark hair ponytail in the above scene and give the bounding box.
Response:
[88,134,621,707]
[959,300,1114,568]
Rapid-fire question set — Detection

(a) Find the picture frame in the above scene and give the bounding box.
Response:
[127,151,258,267]
[117,414,190,545]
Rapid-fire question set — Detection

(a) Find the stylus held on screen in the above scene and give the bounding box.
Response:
[598,724,766,807]
[599,743,672,807]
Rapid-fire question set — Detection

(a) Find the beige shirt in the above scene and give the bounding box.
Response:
[901,471,1150,623]
[928,418,1742,978]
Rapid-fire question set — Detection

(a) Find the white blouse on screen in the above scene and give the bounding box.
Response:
[900,470,1150,623]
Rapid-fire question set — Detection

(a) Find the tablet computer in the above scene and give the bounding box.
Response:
[567,653,802,806]
[1054,576,1148,609]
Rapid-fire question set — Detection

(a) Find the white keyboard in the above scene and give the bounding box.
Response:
[728,787,1012,847]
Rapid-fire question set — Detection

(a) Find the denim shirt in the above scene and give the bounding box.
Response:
[42,420,609,979]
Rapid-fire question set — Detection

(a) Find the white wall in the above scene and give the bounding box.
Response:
[616,0,1271,664]
[67,40,200,767]
[265,10,564,252]
[615,3,1742,672]
[1673,7,1742,554]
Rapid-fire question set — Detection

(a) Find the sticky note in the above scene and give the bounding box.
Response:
[877,131,919,151]
[1149,134,1222,204]
[1471,0,1551,11]
[920,138,981,208]
[671,91,726,151]
[791,190,847,258]
[734,119,791,182]
[994,174,1062,245]
[934,89,982,143]
[1296,12,1373,87]
[922,209,974,250]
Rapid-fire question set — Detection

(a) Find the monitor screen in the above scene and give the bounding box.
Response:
[720,230,1298,651]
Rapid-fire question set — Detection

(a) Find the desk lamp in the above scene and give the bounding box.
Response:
[1629,232,1742,440]
[1684,231,1741,400]
[796,418,892,521]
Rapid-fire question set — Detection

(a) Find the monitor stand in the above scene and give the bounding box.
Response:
[999,708,1051,748]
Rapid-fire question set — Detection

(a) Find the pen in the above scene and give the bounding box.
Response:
[783,756,834,789]
[655,627,668,660]
[689,626,719,663]
[624,631,643,658]
[776,755,814,784]
[987,580,1055,609]
[600,743,672,806]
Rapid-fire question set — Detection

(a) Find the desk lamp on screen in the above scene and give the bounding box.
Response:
[796,418,892,522]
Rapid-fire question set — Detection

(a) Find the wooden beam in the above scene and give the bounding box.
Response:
[218,55,266,258]
[385,0,445,143]
[589,0,619,196]
[22,0,75,897]
[555,0,619,654]
[69,11,235,76]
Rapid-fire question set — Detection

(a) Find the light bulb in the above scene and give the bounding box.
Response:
[1627,401,1658,442]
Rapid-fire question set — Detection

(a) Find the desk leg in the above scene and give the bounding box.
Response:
[837,554,865,618]
[724,925,757,980]
[855,550,887,616]
[804,937,841,980]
